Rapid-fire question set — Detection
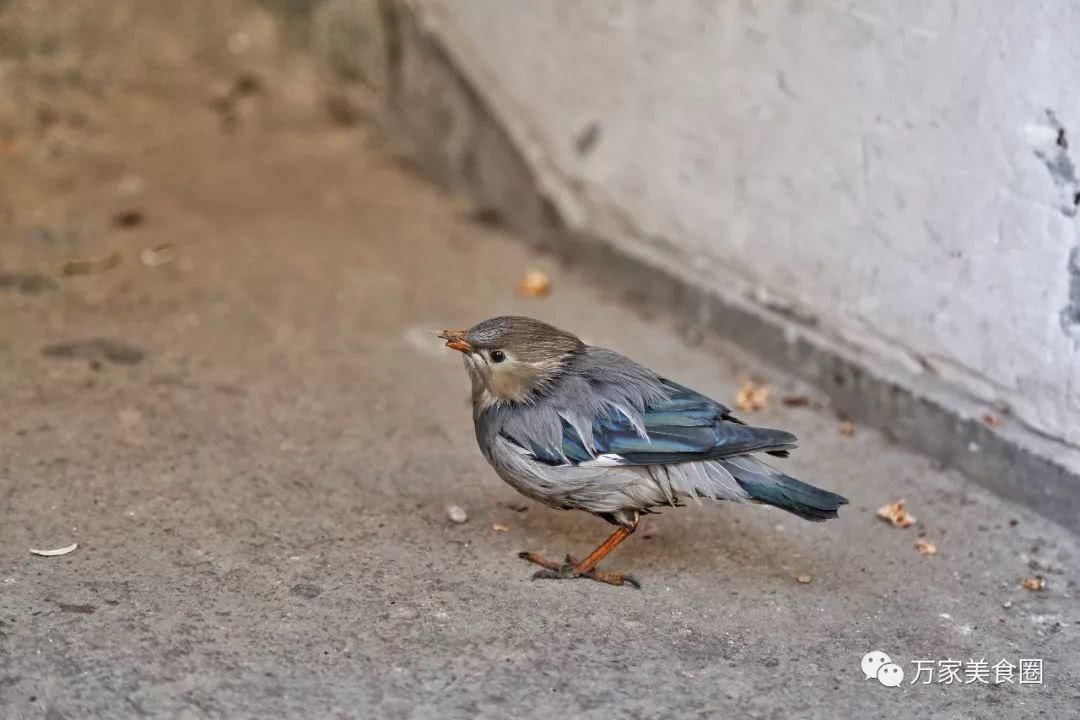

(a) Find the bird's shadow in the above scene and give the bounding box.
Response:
[501,495,836,582]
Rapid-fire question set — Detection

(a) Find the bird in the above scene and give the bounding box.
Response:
[438,316,848,588]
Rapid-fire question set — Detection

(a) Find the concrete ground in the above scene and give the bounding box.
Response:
[1,44,1079,720]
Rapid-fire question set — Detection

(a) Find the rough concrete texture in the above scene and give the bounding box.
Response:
[322,0,1080,533]
[0,24,1079,719]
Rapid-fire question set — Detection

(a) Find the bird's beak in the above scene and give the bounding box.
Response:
[437,329,473,353]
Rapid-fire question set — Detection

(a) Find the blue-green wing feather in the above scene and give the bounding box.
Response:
[558,379,796,465]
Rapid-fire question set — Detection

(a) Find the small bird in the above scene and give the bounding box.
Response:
[439,316,847,588]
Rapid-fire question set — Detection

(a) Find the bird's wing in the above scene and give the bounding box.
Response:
[553,379,797,466]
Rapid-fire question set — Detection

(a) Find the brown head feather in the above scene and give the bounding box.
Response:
[444,316,584,409]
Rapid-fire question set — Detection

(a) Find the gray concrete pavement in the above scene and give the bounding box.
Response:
[1,79,1078,719]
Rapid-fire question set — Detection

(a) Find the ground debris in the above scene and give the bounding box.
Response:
[1022,576,1047,592]
[735,378,770,412]
[838,420,855,436]
[796,574,813,584]
[781,395,810,407]
[61,251,122,276]
[445,505,467,524]
[876,500,916,528]
[914,538,938,556]
[140,243,175,267]
[492,523,509,533]
[113,209,145,229]
[517,270,551,297]
[982,413,1003,428]
[30,543,78,557]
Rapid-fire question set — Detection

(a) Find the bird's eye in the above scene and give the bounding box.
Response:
[490,350,506,364]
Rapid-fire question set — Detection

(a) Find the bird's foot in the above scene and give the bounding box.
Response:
[517,551,640,589]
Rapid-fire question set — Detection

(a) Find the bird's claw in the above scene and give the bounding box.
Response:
[520,551,640,588]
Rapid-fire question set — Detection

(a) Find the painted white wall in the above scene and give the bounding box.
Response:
[420,0,1080,446]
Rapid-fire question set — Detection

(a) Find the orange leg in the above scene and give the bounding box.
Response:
[519,521,640,588]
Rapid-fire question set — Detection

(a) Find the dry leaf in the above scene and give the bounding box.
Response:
[796,574,813,584]
[492,523,509,533]
[782,395,810,407]
[735,379,770,412]
[516,270,551,297]
[914,538,938,555]
[62,251,122,276]
[838,420,855,437]
[876,500,916,528]
[30,543,78,557]
[1022,576,1046,592]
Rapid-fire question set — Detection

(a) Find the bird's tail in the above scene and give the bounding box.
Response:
[720,455,848,521]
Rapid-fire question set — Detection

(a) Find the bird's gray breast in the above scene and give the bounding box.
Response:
[474,407,663,514]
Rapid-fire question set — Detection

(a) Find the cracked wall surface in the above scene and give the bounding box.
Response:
[404,0,1080,448]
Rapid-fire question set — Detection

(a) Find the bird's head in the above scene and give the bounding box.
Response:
[438,316,584,409]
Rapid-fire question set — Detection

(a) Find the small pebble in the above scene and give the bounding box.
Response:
[445,505,467,524]
[796,574,813,584]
